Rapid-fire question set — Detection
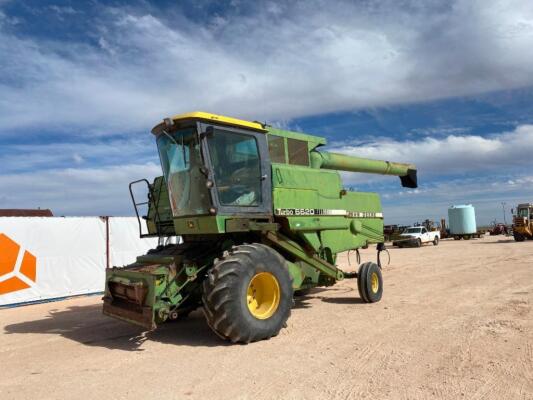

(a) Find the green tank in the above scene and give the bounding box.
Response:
[103,112,417,343]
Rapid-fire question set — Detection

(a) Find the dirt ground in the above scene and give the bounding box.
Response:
[1,235,532,400]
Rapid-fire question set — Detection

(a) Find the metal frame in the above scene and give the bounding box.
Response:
[129,179,163,238]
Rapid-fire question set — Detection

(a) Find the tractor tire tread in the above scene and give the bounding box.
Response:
[357,262,371,302]
[202,243,293,343]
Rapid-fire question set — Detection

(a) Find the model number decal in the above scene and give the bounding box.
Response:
[275,209,383,218]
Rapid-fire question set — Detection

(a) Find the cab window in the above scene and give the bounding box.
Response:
[207,131,262,207]
[287,138,309,166]
[268,135,286,163]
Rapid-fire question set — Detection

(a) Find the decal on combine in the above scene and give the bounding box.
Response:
[275,209,383,218]
[0,233,37,295]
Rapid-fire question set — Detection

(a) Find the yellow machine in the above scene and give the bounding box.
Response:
[512,203,533,241]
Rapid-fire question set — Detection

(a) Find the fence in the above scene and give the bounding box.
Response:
[0,217,158,306]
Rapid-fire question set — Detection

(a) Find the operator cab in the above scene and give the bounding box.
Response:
[152,112,272,218]
[516,204,533,220]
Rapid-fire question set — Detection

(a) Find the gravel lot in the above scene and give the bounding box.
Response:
[1,235,532,399]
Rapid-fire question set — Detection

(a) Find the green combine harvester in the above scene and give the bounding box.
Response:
[103,112,417,343]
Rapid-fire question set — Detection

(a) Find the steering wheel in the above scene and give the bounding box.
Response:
[229,167,251,184]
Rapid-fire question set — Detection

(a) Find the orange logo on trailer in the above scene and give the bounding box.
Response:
[0,234,37,295]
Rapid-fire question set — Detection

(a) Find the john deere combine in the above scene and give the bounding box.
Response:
[103,112,417,343]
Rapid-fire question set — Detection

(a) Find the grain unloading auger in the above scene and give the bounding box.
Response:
[103,112,417,343]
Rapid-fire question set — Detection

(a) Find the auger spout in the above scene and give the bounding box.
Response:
[310,151,418,188]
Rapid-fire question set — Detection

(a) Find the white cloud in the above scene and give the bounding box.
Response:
[327,124,533,224]
[48,5,78,17]
[330,124,533,181]
[1,1,533,135]
[0,163,161,215]
[0,137,156,172]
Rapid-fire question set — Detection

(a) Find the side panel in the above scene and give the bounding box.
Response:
[272,164,384,255]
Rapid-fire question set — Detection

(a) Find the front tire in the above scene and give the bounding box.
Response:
[514,233,525,242]
[357,262,383,303]
[202,243,293,343]
[433,236,439,246]
[416,238,422,247]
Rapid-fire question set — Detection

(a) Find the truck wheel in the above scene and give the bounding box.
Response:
[357,262,383,303]
[202,243,293,343]
[433,236,439,246]
[453,236,460,240]
[416,238,422,247]
[514,233,525,242]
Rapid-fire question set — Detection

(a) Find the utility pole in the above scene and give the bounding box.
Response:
[501,202,507,225]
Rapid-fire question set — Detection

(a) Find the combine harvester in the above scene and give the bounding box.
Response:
[103,112,417,343]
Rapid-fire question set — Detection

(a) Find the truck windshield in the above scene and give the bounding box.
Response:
[405,227,422,234]
[156,128,210,216]
[207,130,262,207]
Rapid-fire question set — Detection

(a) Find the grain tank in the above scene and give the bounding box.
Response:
[448,204,478,240]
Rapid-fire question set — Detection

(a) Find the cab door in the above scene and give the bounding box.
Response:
[421,227,428,243]
[199,123,272,217]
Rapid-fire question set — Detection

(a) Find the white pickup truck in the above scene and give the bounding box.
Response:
[393,226,440,248]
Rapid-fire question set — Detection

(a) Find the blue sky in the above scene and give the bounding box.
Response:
[1,0,533,225]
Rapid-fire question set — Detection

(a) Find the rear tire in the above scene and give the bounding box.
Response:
[357,263,370,302]
[202,243,293,343]
[357,262,383,303]
[433,236,439,246]
[416,238,422,247]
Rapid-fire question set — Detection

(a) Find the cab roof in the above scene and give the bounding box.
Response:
[152,111,267,134]
[151,111,327,149]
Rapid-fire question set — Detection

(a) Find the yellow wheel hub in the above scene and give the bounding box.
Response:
[371,272,379,293]
[247,272,280,319]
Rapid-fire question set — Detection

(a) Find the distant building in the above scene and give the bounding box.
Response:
[0,209,54,217]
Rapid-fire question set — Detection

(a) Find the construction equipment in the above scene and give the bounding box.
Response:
[103,112,418,343]
[489,222,508,236]
[512,203,533,241]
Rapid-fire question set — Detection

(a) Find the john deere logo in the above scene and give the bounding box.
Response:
[0,233,37,295]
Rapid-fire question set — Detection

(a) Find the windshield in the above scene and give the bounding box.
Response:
[518,208,530,218]
[207,130,262,207]
[156,128,210,216]
[404,227,422,234]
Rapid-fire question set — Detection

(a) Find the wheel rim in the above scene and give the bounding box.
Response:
[370,272,379,293]
[247,272,280,320]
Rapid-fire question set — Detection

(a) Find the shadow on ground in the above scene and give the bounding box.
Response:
[4,285,369,350]
[293,286,365,307]
[3,304,226,351]
[320,296,366,304]
[472,239,518,244]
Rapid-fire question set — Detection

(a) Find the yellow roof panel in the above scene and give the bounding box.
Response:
[170,111,266,132]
